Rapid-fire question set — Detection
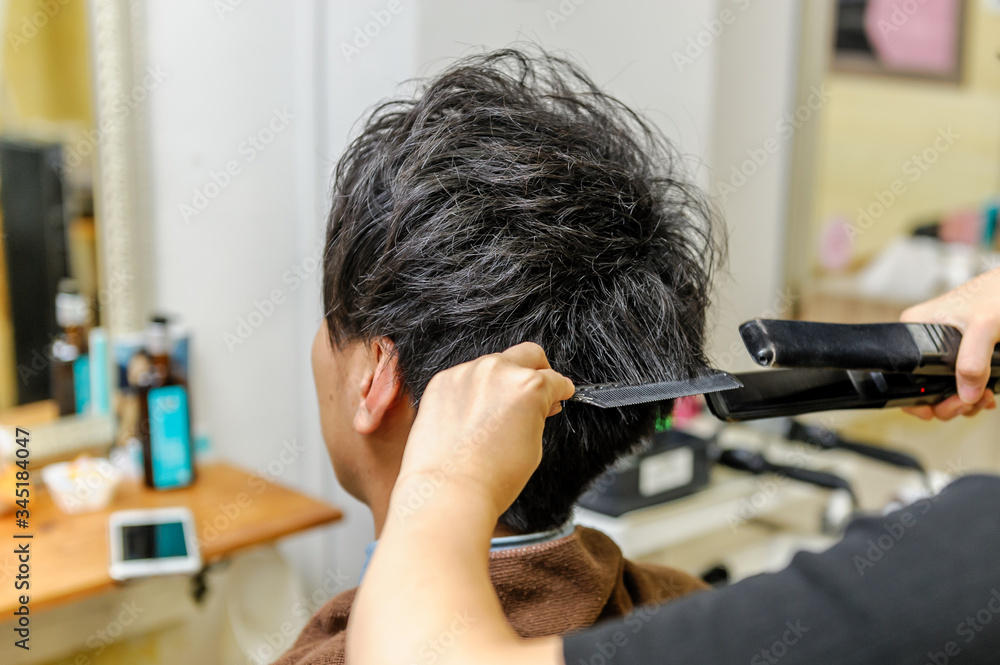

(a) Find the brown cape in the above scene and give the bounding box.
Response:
[274,526,707,664]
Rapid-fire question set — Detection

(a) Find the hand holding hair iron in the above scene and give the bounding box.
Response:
[706,319,1000,422]
[570,318,999,422]
[738,319,1000,377]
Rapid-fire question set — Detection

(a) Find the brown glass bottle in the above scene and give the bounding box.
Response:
[135,316,196,489]
[50,280,90,416]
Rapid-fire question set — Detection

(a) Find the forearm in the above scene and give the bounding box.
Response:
[348,473,562,665]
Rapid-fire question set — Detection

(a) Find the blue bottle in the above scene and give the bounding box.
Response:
[136,317,195,489]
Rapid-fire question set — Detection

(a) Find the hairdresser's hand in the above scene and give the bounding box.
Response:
[348,344,573,665]
[900,266,1000,420]
[395,342,576,519]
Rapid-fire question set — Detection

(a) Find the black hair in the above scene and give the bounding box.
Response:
[323,47,720,533]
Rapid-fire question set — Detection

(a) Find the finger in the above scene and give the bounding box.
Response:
[962,403,985,418]
[967,392,995,415]
[900,303,934,323]
[538,368,575,403]
[501,342,551,370]
[932,395,973,421]
[930,394,963,415]
[902,405,934,420]
[954,317,1000,404]
[970,392,994,408]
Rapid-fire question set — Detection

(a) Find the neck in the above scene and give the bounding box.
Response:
[363,424,524,540]
[370,492,520,540]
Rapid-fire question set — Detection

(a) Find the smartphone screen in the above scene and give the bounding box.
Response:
[121,522,189,560]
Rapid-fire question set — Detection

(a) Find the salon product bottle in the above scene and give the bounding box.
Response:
[50,339,77,416]
[88,327,112,416]
[50,280,91,416]
[136,316,195,489]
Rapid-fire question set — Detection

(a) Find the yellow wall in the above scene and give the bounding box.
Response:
[810,0,1000,267]
[0,0,94,408]
[0,0,93,129]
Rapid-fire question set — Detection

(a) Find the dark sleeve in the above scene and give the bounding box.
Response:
[563,474,1000,665]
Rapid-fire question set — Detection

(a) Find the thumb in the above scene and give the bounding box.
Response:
[954,318,1000,404]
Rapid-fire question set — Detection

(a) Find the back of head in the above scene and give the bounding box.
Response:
[324,47,720,533]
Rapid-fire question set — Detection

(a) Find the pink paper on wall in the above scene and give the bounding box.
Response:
[865,0,961,75]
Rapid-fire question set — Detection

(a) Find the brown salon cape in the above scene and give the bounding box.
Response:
[274,526,707,664]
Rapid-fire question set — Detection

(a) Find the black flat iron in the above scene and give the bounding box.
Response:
[705,319,1000,422]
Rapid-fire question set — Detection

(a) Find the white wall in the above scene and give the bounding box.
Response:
[706,1,801,370]
[415,0,720,175]
[142,0,349,589]
[140,0,798,590]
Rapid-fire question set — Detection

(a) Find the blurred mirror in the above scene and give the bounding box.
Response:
[789,0,1000,323]
[0,0,107,428]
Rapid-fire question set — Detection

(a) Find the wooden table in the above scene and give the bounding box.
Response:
[0,463,342,615]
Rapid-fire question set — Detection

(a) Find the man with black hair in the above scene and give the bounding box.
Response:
[276,47,718,664]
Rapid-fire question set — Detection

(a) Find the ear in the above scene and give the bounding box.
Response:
[354,338,404,435]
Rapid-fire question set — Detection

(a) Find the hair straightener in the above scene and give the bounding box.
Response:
[569,319,1000,422]
[706,319,1000,422]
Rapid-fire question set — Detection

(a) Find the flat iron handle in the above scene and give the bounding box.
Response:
[740,319,1000,376]
[705,368,1000,423]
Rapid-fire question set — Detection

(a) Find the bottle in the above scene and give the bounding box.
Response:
[88,327,112,416]
[51,279,91,416]
[135,316,195,489]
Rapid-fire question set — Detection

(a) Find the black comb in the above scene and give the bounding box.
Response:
[569,370,743,408]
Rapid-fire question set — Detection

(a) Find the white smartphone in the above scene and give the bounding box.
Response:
[108,507,202,581]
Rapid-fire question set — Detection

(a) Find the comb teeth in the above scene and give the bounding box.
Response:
[570,371,744,408]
